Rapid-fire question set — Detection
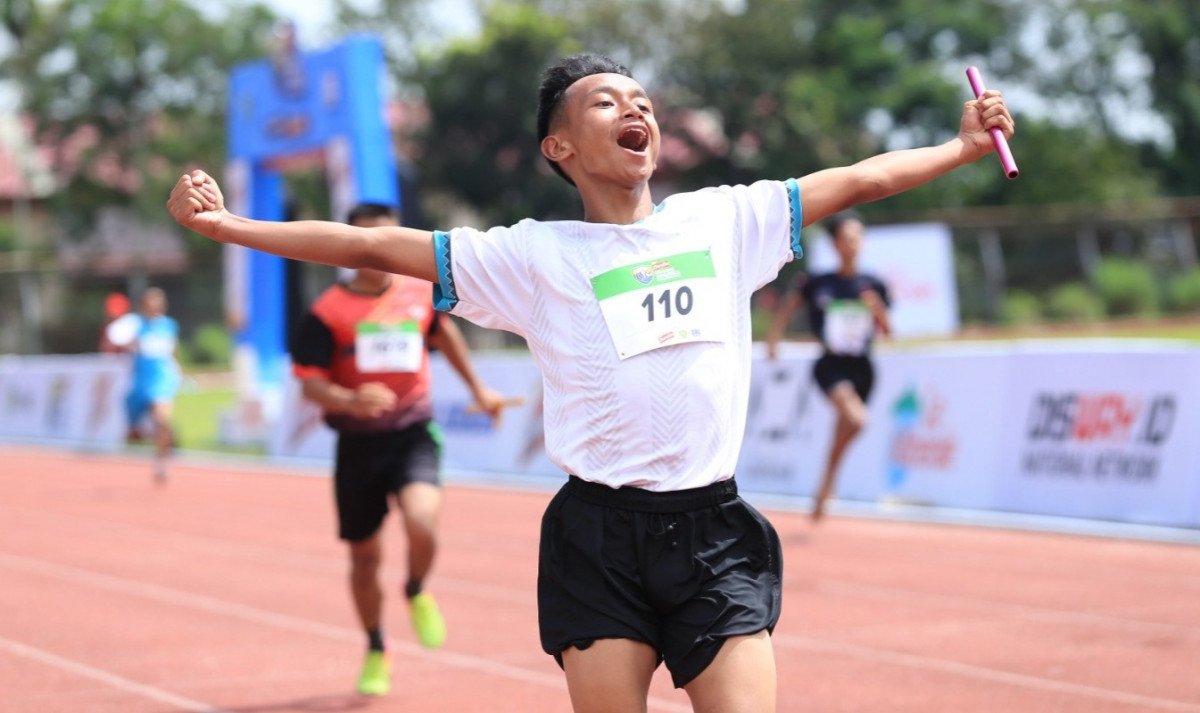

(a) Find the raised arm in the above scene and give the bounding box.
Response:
[798,90,1014,227]
[167,170,438,282]
[765,289,803,361]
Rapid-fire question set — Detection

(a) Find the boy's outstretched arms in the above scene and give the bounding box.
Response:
[798,90,1015,227]
[167,170,438,283]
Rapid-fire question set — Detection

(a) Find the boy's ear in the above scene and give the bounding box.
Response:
[541,134,573,164]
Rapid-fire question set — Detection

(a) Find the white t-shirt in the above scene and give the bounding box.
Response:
[434,179,803,491]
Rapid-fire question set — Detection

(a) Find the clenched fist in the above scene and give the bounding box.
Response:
[167,170,227,239]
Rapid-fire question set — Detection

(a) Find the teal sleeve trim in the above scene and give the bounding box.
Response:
[785,177,803,259]
[431,230,458,312]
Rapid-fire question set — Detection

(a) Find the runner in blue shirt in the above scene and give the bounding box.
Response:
[107,287,181,482]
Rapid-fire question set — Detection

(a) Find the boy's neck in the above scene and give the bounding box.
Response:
[578,180,655,225]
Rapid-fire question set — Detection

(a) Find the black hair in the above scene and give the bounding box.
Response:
[824,210,865,239]
[346,202,400,226]
[536,53,633,185]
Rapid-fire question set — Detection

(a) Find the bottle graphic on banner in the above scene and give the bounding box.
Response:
[888,387,920,491]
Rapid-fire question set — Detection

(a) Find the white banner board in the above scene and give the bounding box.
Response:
[265,342,1200,528]
[0,354,130,448]
[269,354,559,479]
[808,222,960,338]
[990,346,1200,527]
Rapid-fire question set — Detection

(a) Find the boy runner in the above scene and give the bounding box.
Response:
[168,53,1013,712]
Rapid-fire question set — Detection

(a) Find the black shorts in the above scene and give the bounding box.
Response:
[333,422,442,542]
[813,353,875,402]
[537,476,783,688]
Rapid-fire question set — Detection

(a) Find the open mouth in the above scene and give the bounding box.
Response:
[617,125,650,153]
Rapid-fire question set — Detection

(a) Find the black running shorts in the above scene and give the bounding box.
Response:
[813,353,875,402]
[537,476,783,688]
[333,422,442,542]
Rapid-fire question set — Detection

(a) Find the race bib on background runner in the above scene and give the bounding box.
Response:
[824,300,874,356]
[591,250,730,359]
[138,333,176,358]
[356,321,422,373]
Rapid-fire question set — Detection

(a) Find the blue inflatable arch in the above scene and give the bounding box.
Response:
[225,34,399,399]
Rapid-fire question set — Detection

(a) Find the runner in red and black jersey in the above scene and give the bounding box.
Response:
[290,202,511,696]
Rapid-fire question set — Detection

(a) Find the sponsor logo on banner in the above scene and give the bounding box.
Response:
[431,401,497,433]
[1021,391,1176,483]
[284,398,326,452]
[3,380,34,418]
[887,385,958,489]
[0,355,129,447]
[46,375,71,432]
[87,372,117,434]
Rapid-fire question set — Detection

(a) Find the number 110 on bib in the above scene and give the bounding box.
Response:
[591,250,729,359]
[641,286,694,322]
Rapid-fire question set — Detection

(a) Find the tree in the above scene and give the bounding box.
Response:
[332,0,438,81]
[338,0,1177,225]
[658,0,1168,211]
[1097,1,1200,195]
[0,0,279,235]
[409,4,584,225]
[993,1,1195,197]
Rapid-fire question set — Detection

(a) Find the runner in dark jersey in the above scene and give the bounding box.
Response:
[290,203,511,696]
[766,211,891,521]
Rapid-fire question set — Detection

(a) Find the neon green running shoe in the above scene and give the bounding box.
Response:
[357,650,391,696]
[409,592,447,649]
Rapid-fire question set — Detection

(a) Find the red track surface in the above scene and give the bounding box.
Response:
[2,446,1198,713]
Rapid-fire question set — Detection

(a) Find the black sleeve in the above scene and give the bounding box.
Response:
[424,282,443,352]
[425,284,442,339]
[798,273,815,302]
[872,276,892,307]
[290,312,335,369]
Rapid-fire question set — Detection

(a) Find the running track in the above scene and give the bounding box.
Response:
[2,446,1198,712]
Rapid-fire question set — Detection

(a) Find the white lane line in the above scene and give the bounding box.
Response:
[0,635,230,713]
[0,552,692,713]
[0,502,537,605]
[5,501,1192,639]
[809,578,1200,639]
[775,633,1200,712]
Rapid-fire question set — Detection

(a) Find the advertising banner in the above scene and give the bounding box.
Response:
[266,374,336,462]
[839,348,1013,509]
[991,345,1200,527]
[736,348,826,496]
[267,343,1200,528]
[0,355,130,448]
[270,354,560,480]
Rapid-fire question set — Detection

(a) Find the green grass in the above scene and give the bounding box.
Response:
[952,318,1200,343]
[174,386,263,456]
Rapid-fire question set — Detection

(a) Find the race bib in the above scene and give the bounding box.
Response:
[824,300,874,356]
[138,333,176,358]
[355,321,422,373]
[591,250,729,359]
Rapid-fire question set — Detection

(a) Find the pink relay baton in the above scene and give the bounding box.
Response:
[966,66,1019,179]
